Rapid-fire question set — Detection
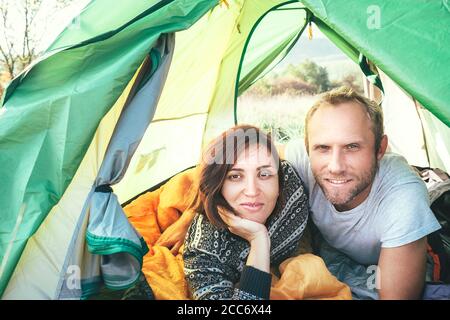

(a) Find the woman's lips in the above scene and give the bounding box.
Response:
[240,202,264,212]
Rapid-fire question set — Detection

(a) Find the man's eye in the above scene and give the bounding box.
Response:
[316,145,329,152]
[346,144,359,150]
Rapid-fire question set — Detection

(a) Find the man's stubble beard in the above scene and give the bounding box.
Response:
[314,157,379,209]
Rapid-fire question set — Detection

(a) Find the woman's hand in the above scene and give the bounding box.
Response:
[218,208,268,243]
[155,210,195,254]
[219,208,271,273]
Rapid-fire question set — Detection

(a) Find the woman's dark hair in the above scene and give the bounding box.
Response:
[190,124,282,228]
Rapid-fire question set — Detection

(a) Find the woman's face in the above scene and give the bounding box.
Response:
[221,144,279,224]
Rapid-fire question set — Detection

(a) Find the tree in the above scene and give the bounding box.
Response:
[285,63,302,79]
[285,60,331,94]
[0,0,74,80]
[338,73,364,94]
[297,60,331,93]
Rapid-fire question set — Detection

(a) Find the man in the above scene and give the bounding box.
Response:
[282,86,441,299]
[157,86,441,299]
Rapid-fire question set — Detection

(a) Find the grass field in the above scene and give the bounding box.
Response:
[236,94,319,143]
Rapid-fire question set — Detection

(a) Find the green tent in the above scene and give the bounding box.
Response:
[0,0,449,299]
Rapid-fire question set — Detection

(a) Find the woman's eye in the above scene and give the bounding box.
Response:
[227,174,241,180]
[259,171,273,178]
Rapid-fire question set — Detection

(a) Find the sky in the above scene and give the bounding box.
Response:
[0,0,90,54]
[36,0,91,51]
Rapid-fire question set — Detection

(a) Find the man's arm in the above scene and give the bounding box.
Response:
[378,237,427,299]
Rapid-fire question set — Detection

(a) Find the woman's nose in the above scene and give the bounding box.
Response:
[243,177,259,196]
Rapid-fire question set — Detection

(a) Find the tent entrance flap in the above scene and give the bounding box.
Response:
[235,2,308,123]
[56,34,175,299]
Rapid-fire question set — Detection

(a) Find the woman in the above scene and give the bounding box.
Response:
[183,125,309,300]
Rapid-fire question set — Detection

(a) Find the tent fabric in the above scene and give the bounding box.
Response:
[237,2,308,94]
[202,0,299,143]
[302,0,450,127]
[367,70,450,173]
[0,0,449,299]
[2,66,139,299]
[46,0,169,52]
[58,33,174,299]
[0,0,217,297]
[419,108,450,173]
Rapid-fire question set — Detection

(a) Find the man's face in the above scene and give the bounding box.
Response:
[307,102,383,211]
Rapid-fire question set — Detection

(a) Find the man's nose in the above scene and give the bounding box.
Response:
[327,149,346,174]
[243,177,259,197]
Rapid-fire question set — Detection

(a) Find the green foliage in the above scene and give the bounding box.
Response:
[287,60,331,93]
[246,78,273,96]
[330,72,363,94]
[270,76,316,96]
[261,121,303,143]
[246,59,363,97]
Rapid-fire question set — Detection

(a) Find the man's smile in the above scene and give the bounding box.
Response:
[325,178,352,185]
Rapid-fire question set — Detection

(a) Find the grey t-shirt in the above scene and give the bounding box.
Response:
[285,140,441,265]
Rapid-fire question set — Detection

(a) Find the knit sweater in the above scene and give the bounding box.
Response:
[183,160,309,300]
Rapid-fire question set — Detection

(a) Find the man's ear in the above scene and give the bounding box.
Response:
[377,134,388,161]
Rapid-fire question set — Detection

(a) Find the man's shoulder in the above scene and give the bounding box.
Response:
[381,152,409,166]
[379,152,423,185]
[283,139,308,169]
[374,153,429,208]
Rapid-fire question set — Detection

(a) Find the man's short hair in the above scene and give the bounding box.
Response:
[304,86,384,152]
